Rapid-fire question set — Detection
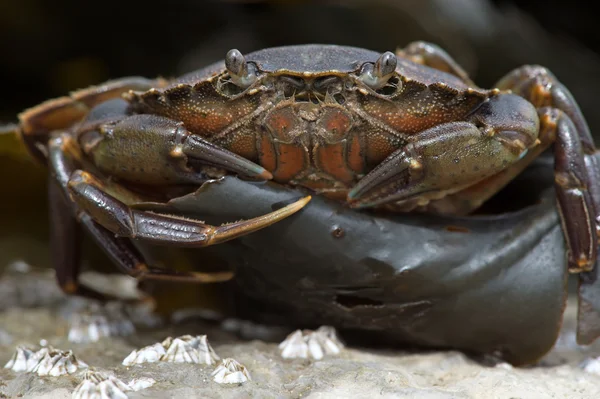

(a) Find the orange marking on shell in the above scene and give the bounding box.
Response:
[315,143,354,184]
[258,133,277,173]
[318,108,351,141]
[347,134,365,174]
[264,107,298,140]
[272,143,305,182]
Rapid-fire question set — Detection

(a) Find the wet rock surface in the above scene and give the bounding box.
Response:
[1,273,600,398]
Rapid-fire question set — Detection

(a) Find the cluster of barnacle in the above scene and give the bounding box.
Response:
[123,334,251,384]
[4,344,88,376]
[4,322,344,398]
[71,371,156,399]
[2,343,152,398]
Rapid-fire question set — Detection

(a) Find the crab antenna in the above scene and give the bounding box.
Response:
[360,51,397,90]
[225,49,257,89]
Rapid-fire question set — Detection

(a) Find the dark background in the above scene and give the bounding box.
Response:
[1,0,600,138]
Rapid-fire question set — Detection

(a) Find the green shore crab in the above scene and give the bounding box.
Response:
[5,43,600,362]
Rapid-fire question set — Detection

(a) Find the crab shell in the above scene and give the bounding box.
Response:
[127,44,487,199]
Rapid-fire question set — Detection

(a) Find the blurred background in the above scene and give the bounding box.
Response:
[0,0,599,273]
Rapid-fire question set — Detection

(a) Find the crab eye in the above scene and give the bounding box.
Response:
[225,49,257,89]
[359,51,398,91]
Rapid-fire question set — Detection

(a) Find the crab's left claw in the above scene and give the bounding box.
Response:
[78,100,273,183]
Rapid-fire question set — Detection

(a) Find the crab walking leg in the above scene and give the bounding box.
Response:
[78,215,234,283]
[19,77,161,163]
[396,41,475,86]
[495,66,594,151]
[546,108,598,272]
[49,178,111,297]
[67,170,310,246]
[52,175,233,288]
[80,113,272,184]
[494,66,600,272]
[348,94,539,208]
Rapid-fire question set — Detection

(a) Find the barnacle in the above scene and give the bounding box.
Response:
[4,345,88,376]
[122,334,219,366]
[211,358,251,384]
[279,326,344,360]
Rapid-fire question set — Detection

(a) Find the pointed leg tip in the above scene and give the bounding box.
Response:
[277,195,312,216]
[347,188,360,201]
[346,189,371,208]
[258,169,273,180]
[290,195,312,209]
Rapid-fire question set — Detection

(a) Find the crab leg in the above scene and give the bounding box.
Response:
[49,178,109,298]
[78,214,234,283]
[547,108,597,273]
[397,41,475,86]
[48,134,310,289]
[67,169,310,246]
[493,66,600,273]
[19,77,161,163]
[493,65,600,343]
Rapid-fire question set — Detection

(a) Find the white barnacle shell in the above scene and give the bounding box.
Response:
[162,335,219,364]
[4,346,42,372]
[279,325,344,360]
[122,335,219,366]
[5,345,87,376]
[211,358,251,384]
[122,342,166,366]
[72,370,131,399]
[68,313,112,344]
[31,348,88,376]
[68,302,135,344]
[278,330,307,359]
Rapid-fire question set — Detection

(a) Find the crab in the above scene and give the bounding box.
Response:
[10,43,600,305]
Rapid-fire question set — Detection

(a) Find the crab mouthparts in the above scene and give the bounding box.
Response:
[277,75,346,104]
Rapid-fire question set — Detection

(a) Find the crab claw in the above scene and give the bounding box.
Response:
[225,49,257,89]
[359,51,397,90]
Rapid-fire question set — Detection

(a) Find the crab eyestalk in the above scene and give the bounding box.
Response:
[359,51,397,90]
[225,49,258,89]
